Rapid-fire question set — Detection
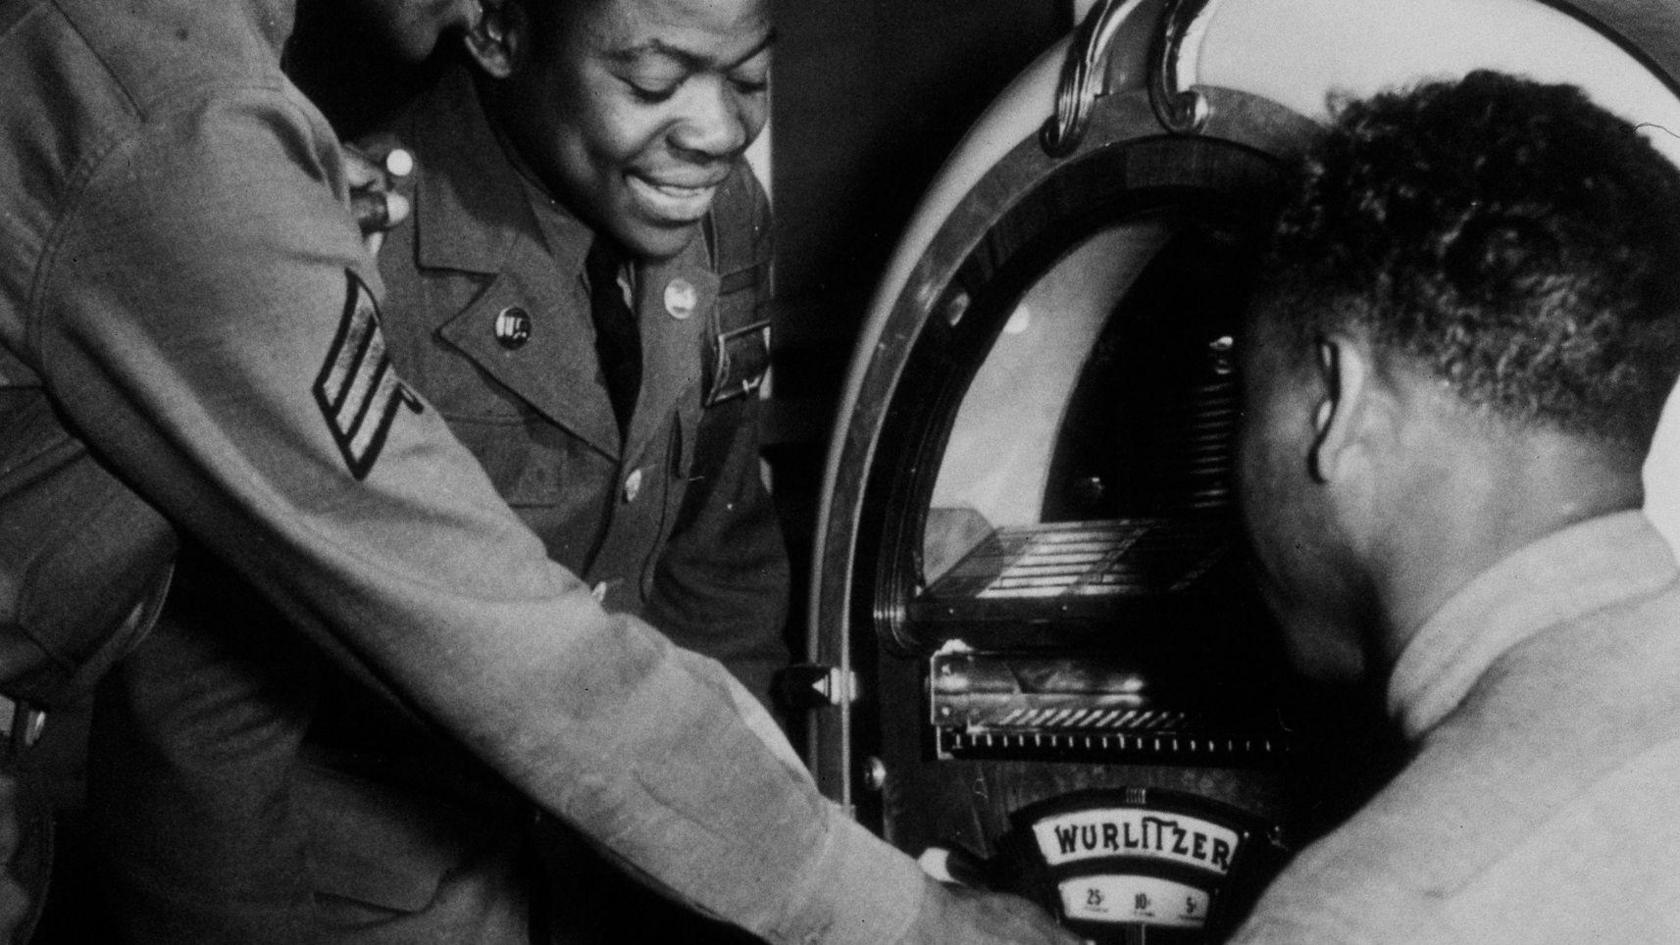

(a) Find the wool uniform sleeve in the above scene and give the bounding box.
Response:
[27,84,962,944]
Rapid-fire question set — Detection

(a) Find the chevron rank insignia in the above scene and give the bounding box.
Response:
[314,271,423,480]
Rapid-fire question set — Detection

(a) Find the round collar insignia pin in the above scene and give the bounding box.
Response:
[495,306,532,349]
[664,278,698,320]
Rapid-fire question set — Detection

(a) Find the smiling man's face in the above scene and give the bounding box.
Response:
[500,0,771,259]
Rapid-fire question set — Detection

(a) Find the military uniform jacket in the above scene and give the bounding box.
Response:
[0,0,930,941]
[374,68,788,704]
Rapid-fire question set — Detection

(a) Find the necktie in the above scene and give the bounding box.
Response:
[584,239,642,438]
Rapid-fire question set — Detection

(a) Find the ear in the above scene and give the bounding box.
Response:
[461,0,522,79]
[1308,333,1386,484]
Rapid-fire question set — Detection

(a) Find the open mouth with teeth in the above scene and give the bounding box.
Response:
[628,174,722,223]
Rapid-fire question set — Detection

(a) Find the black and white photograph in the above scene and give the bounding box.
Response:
[2,0,1678,942]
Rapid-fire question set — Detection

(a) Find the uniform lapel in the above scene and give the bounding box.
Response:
[624,238,719,464]
[437,249,620,459]
[411,69,619,459]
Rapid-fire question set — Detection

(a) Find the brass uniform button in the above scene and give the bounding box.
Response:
[663,278,697,320]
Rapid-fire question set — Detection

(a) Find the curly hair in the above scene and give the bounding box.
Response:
[1257,70,1680,448]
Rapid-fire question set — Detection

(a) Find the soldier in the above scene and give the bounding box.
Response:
[1231,71,1680,943]
[0,0,1075,942]
[92,0,791,939]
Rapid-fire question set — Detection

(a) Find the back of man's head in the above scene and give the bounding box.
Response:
[1258,70,1680,451]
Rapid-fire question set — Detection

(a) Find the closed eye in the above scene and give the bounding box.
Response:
[730,75,768,96]
[626,79,681,103]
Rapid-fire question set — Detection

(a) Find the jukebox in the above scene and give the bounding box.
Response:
[792,0,1680,941]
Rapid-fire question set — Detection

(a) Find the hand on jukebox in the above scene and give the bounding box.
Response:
[912,847,1086,944]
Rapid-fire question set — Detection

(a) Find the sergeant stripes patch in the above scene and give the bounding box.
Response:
[313,270,423,480]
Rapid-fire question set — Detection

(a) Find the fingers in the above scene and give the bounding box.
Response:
[350,189,390,233]
[343,145,415,236]
[917,846,990,887]
[341,143,384,190]
[350,189,411,235]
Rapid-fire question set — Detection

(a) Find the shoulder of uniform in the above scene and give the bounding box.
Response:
[704,162,772,280]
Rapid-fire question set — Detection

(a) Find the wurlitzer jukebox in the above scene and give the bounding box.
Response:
[792,0,1680,941]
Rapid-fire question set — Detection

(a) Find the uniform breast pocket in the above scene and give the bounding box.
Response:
[638,405,702,600]
[653,386,715,537]
[660,402,698,520]
[445,412,615,569]
[441,406,605,503]
[442,413,559,505]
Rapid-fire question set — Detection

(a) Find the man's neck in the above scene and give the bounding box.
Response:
[1372,424,1644,663]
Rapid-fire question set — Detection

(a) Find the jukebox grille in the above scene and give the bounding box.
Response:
[1180,366,1239,511]
[936,730,1282,760]
[929,648,1284,763]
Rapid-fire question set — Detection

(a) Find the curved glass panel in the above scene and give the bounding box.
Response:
[927,220,1174,565]
[920,212,1250,613]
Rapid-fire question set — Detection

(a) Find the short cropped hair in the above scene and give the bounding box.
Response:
[1256,70,1680,448]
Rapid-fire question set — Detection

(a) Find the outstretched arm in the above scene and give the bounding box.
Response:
[28,84,1074,945]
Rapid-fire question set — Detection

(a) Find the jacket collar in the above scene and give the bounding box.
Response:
[412,68,569,277]
[1388,510,1679,739]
